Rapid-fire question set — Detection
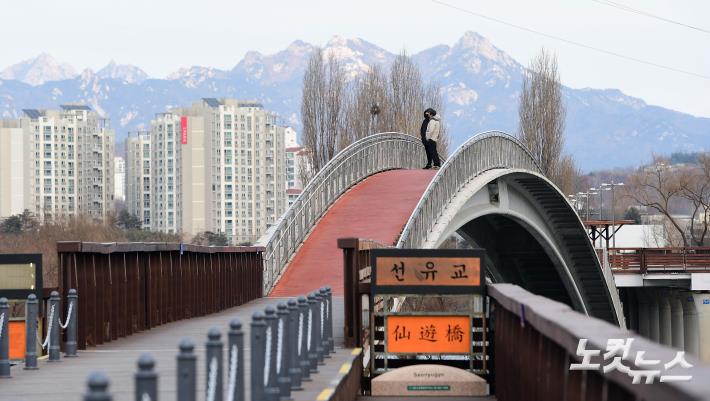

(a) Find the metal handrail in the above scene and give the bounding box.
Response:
[397,131,542,248]
[257,132,425,293]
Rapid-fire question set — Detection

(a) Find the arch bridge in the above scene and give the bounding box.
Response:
[257,131,622,324]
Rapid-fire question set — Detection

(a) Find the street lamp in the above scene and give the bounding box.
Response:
[601,179,625,248]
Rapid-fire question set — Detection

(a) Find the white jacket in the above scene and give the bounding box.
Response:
[425,115,441,141]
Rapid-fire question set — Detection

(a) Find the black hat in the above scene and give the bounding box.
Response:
[424,108,437,116]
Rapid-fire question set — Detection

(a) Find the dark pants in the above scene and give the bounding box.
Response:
[424,139,441,167]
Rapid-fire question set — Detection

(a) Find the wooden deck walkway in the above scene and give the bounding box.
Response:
[2,297,347,401]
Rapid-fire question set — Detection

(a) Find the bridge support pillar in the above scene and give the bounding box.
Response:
[658,289,673,346]
[692,293,710,362]
[670,290,685,350]
[681,292,699,357]
[623,289,639,332]
[649,289,661,343]
[636,289,651,339]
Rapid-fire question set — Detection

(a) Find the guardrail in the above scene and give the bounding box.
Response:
[490,283,710,401]
[398,131,541,248]
[257,132,425,295]
[58,241,263,349]
[76,287,339,401]
[606,247,710,273]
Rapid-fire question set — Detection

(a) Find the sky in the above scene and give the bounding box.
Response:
[1,0,708,117]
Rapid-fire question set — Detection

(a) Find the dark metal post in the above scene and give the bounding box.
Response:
[263,306,280,401]
[177,339,197,401]
[297,297,312,382]
[276,302,292,400]
[251,312,266,401]
[206,328,223,401]
[319,288,332,357]
[24,294,39,370]
[84,371,112,401]
[65,288,78,357]
[227,319,244,401]
[287,299,303,390]
[0,297,10,378]
[307,293,320,373]
[48,291,61,362]
[135,353,158,401]
[314,292,325,365]
[326,286,334,353]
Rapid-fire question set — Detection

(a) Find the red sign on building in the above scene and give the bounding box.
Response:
[180,116,188,144]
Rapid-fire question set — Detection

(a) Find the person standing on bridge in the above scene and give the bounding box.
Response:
[421,108,441,169]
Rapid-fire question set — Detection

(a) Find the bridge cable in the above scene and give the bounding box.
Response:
[41,304,55,349]
[431,0,710,80]
[58,301,73,330]
[589,0,710,34]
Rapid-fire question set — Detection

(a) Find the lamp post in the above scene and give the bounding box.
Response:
[584,190,598,221]
[601,179,625,248]
[370,104,380,136]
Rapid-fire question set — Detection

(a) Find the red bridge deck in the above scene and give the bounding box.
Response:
[269,169,435,297]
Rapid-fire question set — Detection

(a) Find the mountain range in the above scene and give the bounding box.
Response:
[0,31,708,171]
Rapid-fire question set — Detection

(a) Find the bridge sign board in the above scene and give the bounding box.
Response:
[371,249,485,294]
[368,248,488,377]
[386,314,471,354]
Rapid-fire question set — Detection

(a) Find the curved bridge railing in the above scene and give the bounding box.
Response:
[257,132,425,293]
[398,131,541,248]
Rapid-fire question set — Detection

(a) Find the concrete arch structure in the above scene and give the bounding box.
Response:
[399,132,622,324]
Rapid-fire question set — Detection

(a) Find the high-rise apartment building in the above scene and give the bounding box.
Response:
[0,120,27,217]
[0,105,114,222]
[114,157,125,202]
[125,132,151,228]
[125,98,286,244]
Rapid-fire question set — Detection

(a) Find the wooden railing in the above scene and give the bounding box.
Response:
[605,247,710,273]
[58,241,263,349]
[491,283,710,401]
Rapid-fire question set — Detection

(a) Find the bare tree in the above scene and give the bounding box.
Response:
[625,156,688,246]
[679,154,710,245]
[518,49,568,185]
[301,48,348,178]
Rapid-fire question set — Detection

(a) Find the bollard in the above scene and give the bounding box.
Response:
[250,312,267,401]
[287,299,303,390]
[319,288,331,358]
[177,339,197,401]
[324,287,335,354]
[135,353,158,401]
[47,291,61,362]
[263,306,280,401]
[276,302,292,400]
[65,288,78,357]
[0,297,10,378]
[313,291,326,366]
[297,297,312,382]
[84,371,112,401]
[24,294,39,370]
[206,328,224,401]
[227,319,244,401]
[306,293,320,373]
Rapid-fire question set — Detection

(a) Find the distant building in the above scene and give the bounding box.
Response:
[125,132,151,228]
[0,120,27,217]
[114,157,125,202]
[0,105,114,222]
[126,98,287,244]
[284,126,299,148]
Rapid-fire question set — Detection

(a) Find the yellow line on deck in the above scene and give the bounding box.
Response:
[339,362,351,374]
[351,347,362,355]
[316,388,335,400]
